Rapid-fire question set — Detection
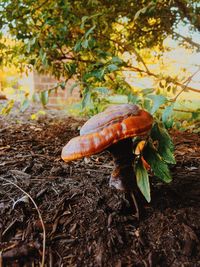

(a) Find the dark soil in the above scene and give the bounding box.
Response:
[0,111,200,267]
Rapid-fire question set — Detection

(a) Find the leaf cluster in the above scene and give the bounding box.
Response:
[0,0,199,79]
[0,0,199,127]
[134,122,176,202]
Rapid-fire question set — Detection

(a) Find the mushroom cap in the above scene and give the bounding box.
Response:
[61,104,153,162]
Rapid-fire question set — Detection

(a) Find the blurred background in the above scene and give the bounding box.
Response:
[0,0,199,131]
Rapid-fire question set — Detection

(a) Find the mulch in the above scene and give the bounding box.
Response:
[0,111,200,267]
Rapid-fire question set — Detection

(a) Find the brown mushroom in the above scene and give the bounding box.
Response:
[62,104,153,216]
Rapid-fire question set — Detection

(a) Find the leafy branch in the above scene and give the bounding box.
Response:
[172,67,200,102]
[56,50,199,95]
[173,31,200,51]
[123,64,200,94]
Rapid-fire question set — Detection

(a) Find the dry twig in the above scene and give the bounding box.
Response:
[0,177,46,267]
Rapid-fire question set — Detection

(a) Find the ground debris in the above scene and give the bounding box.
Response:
[0,113,200,266]
[1,241,40,263]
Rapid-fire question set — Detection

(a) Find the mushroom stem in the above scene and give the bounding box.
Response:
[108,138,135,191]
[108,138,143,218]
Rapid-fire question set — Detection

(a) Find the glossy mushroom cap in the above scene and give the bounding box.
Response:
[61,104,153,162]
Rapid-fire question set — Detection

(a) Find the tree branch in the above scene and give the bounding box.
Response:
[123,65,200,93]
[98,34,150,73]
[173,68,200,101]
[160,106,200,114]
[58,55,95,64]
[173,31,200,51]
[174,0,200,31]
[58,54,200,94]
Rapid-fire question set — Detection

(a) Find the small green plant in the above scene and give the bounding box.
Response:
[134,122,176,202]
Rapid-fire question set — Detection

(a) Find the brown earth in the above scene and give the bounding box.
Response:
[0,111,200,267]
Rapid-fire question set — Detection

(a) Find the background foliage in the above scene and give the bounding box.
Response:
[0,0,199,125]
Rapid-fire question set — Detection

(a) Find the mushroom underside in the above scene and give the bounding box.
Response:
[108,138,135,191]
[108,137,146,217]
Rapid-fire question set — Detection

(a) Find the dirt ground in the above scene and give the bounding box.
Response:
[0,111,200,267]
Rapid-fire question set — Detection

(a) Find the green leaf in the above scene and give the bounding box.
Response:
[107,94,128,104]
[81,13,102,28]
[64,62,77,74]
[162,104,174,123]
[151,123,176,164]
[111,56,123,65]
[82,39,89,49]
[88,37,96,48]
[128,93,139,104]
[191,110,200,120]
[148,94,167,114]
[107,64,118,72]
[164,118,174,129]
[20,98,29,112]
[26,41,31,53]
[82,90,94,109]
[0,100,14,115]
[135,158,151,202]
[134,6,148,20]
[96,49,111,58]
[40,91,49,106]
[26,37,36,53]
[32,93,40,102]
[84,69,105,81]
[59,81,66,90]
[143,98,152,112]
[134,2,155,20]
[92,87,109,94]
[134,6,149,20]
[39,49,47,66]
[74,40,82,52]
[81,15,89,28]
[143,141,172,183]
[85,25,96,38]
[141,88,154,95]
